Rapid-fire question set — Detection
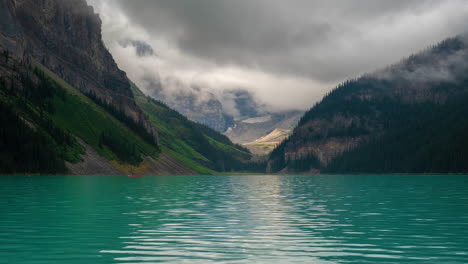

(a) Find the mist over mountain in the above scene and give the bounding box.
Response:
[2,0,468,175]
[88,0,468,104]
[268,35,468,173]
[85,0,468,144]
[101,36,305,134]
[0,0,255,175]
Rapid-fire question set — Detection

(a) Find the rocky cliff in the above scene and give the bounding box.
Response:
[0,0,256,175]
[0,0,24,56]
[149,86,231,133]
[0,0,213,175]
[12,0,153,133]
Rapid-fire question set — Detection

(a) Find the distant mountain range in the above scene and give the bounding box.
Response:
[225,111,302,143]
[268,36,468,174]
[142,74,303,149]
[0,0,254,175]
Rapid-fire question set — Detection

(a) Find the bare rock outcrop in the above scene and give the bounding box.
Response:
[13,0,154,134]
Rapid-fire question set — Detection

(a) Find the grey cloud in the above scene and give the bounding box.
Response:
[375,36,468,84]
[111,0,339,79]
[108,0,468,82]
[87,0,468,112]
[119,39,155,57]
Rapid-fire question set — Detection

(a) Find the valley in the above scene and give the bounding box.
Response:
[1,0,468,175]
[1,2,468,264]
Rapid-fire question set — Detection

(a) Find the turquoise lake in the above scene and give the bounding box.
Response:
[1,174,468,263]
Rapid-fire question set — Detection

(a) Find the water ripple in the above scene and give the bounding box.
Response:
[0,174,467,263]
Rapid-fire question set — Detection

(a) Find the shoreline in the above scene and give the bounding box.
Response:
[1,173,468,176]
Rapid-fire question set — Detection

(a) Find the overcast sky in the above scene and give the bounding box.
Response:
[87,0,468,112]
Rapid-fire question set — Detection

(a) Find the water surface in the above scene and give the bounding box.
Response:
[1,174,467,263]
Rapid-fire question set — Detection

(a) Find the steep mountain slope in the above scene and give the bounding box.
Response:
[14,0,154,133]
[0,49,198,175]
[0,0,176,175]
[131,83,257,174]
[1,0,253,175]
[268,36,468,174]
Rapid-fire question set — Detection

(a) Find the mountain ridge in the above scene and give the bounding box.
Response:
[15,0,155,134]
[0,0,256,175]
[268,36,468,174]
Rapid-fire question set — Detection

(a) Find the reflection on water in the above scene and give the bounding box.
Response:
[1,175,468,263]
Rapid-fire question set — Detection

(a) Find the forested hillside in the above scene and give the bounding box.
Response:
[0,52,161,174]
[268,36,468,174]
[131,84,262,174]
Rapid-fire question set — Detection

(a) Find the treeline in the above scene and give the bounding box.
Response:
[1,66,67,113]
[99,129,142,165]
[188,125,250,172]
[146,97,257,172]
[0,101,65,174]
[297,36,468,128]
[191,121,250,154]
[29,68,157,167]
[270,82,468,174]
[0,63,159,172]
[297,77,390,127]
[325,94,468,173]
[0,67,83,174]
[272,94,468,174]
[87,91,158,147]
[268,141,287,172]
[269,34,468,174]
[268,142,321,173]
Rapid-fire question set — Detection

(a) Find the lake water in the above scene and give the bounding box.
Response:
[1,174,468,264]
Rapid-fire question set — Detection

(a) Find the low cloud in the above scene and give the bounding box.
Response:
[87,0,468,113]
[374,36,468,84]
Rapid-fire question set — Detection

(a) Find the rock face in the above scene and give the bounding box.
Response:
[0,0,24,56]
[283,115,367,166]
[67,139,197,176]
[166,91,230,133]
[145,80,232,133]
[13,0,153,132]
[0,0,211,175]
[66,139,124,175]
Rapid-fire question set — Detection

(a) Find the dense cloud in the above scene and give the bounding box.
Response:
[86,0,468,113]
